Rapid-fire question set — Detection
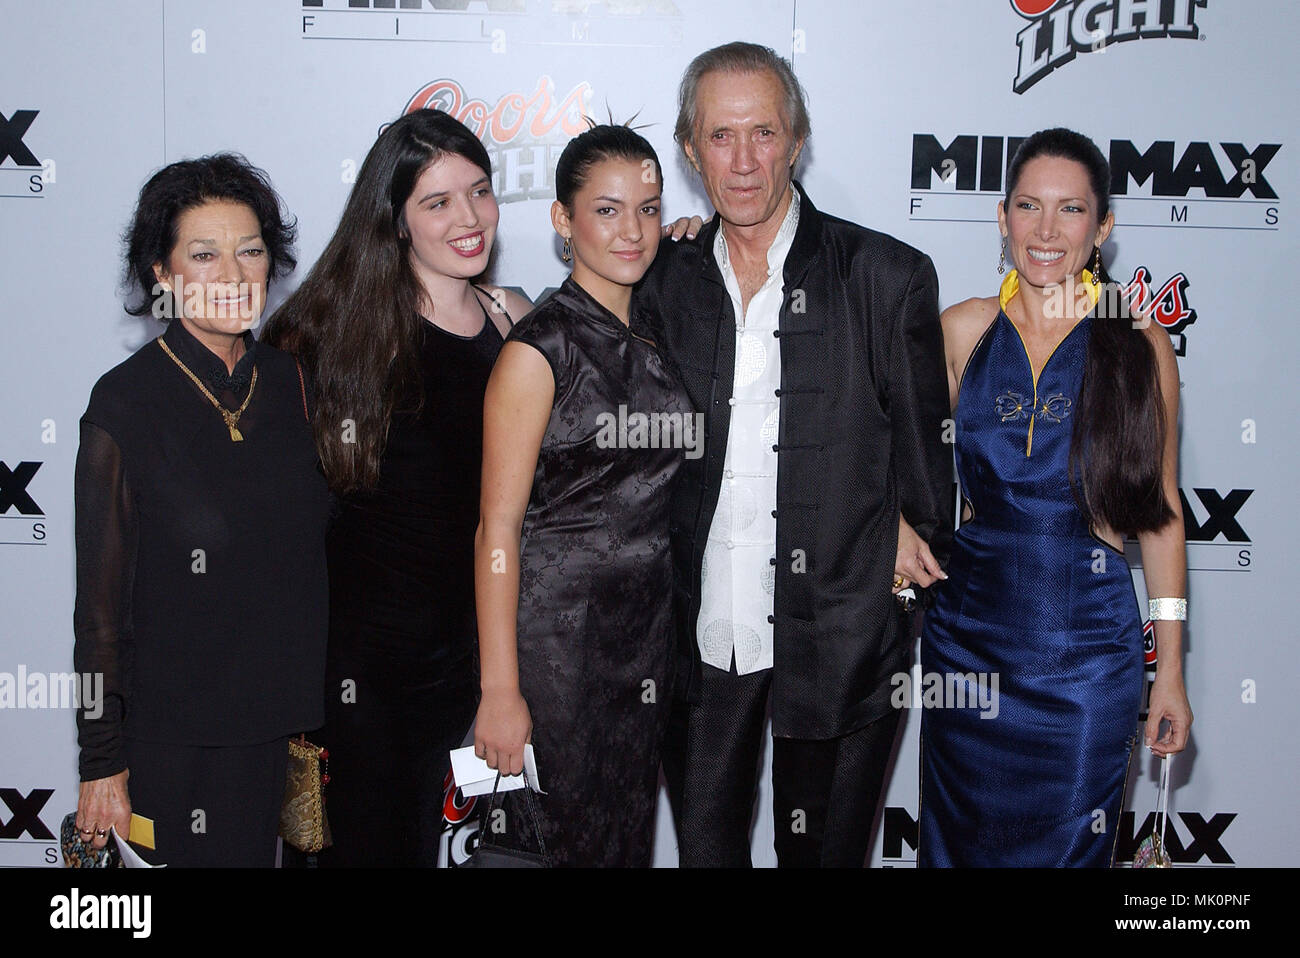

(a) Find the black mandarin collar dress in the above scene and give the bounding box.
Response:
[503,277,693,866]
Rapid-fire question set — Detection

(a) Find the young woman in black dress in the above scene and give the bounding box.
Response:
[264,110,531,866]
[475,126,693,866]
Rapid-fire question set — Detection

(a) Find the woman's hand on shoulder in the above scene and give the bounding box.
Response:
[939,296,999,412]
[474,688,533,777]
[663,214,709,241]
[76,770,131,850]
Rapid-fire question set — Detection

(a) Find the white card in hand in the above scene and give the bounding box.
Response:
[110,827,165,868]
[449,744,544,797]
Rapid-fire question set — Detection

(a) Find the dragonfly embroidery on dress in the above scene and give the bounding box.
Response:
[995,390,1028,422]
[1035,393,1072,422]
[994,390,1072,424]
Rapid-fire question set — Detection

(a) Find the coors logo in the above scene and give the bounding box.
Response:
[1011,0,1208,94]
[1140,619,1156,721]
[1121,265,1197,354]
[401,77,593,204]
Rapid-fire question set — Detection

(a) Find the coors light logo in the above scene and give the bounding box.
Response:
[1121,265,1197,355]
[402,77,593,204]
[1011,0,1208,94]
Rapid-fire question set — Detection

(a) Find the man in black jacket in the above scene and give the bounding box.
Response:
[634,41,952,867]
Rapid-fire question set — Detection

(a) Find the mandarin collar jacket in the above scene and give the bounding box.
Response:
[633,181,953,739]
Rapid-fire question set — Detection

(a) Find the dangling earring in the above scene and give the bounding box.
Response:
[562,237,572,263]
[997,238,1005,275]
[1091,246,1101,286]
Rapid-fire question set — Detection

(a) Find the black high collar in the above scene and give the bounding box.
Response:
[161,320,258,394]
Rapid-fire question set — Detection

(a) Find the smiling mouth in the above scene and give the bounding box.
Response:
[1027,248,1065,264]
[449,233,485,255]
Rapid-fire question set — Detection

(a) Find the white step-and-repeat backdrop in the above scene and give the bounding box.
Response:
[2,0,1294,867]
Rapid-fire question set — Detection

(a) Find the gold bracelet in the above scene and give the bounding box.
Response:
[1148,597,1187,621]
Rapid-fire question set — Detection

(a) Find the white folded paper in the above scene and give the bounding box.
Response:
[449,744,544,797]
[110,826,165,868]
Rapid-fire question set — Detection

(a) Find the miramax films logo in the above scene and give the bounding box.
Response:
[909,132,1279,230]
[1011,0,1208,94]
[401,77,593,204]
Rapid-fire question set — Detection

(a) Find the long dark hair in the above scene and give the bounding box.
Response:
[263,110,493,495]
[1006,128,1174,535]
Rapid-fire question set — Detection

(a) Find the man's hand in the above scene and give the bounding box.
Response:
[895,514,946,592]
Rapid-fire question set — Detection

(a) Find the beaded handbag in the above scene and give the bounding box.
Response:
[1133,754,1173,868]
[60,812,121,868]
[279,735,333,853]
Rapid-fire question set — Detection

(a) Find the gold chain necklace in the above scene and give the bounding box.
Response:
[157,337,258,442]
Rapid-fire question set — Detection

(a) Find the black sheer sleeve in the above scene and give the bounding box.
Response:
[73,421,137,781]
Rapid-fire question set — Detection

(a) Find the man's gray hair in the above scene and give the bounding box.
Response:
[674,41,811,156]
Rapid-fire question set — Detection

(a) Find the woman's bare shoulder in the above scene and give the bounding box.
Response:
[941,295,1000,342]
[475,284,533,322]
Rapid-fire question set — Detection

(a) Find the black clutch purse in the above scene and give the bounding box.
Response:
[463,770,552,868]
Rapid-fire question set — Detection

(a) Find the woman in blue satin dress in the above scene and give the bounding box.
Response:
[896,129,1193,866]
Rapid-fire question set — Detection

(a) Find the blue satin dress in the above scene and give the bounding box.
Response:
[918,272,1143,867]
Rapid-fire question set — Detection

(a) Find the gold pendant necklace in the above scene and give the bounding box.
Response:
[158,337,258,442]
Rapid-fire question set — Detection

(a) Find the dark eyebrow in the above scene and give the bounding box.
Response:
[416,176,491,205]
[1014,192,1089,204]
[592,193,661,206]
[186,235,263,245]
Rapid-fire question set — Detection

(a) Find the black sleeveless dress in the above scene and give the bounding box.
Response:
[319,297,508,867]
[499,278,691,866]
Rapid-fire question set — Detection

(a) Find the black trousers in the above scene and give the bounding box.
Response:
[662,662,902,867]
[123,735,289,867]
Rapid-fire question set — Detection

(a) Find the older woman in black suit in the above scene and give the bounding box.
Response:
[73,154,331,866]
